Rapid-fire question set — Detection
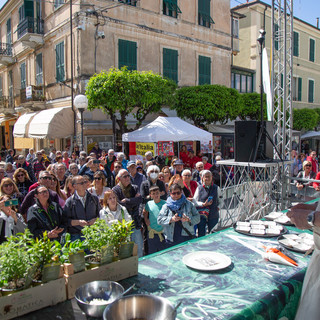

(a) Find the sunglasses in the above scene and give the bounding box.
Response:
[149,170,158,173]
[121,175,130,179]
[17,174,25,177]
[3,184,13,188]
[76,181,86,185]
[94,177,102,180]
[305,164,312,167]
[183,174,191,177]
[114,166,121,168]
[171,191,181,196]
[42,176,53,181]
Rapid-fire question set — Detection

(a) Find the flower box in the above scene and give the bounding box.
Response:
[0,277,66,320]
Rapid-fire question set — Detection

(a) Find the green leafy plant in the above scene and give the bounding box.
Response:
[60,233,86,264]
[110,219,134,255]
[81,219,113,262]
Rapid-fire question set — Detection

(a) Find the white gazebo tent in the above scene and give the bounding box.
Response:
[122,116,212,156]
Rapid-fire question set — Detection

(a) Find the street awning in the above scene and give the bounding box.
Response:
[28,107,74,139]
[13,112,37,138]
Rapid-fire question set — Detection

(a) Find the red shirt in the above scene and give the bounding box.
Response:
[204,162,212,170]
[306,156,318,174]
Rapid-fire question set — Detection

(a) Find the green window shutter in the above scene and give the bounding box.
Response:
[20,62,26,89]
[56,42,65,82]
[199,55,211,85]
[274,24,279,51]
[163,0,181,18]
[6,19,11,45]
[308,79,314,103]
[163,48,178,83]
[293,32,299,57]
[198,0,214,28]
[24,0,34,18]
[298,77,302,101]
[118,39,137,71]
[36,53,43,85]
[309,39,315,62]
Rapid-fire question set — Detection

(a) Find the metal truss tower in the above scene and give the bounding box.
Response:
[271,0,293,160]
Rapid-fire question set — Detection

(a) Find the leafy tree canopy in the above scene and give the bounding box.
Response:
[86,67,177,133]
[239,92,267,120]
[174,84,241,128]
[293,108,319,131]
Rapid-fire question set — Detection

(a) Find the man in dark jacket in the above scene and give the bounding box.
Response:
[63,175,100,241]
[113,169,143,257]
[5,149,14,163]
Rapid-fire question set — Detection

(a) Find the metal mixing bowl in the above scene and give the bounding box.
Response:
[75,280,125,318]
[103,294,177,320]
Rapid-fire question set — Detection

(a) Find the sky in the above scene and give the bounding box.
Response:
[0,0,318,28]
[231,0,320,27]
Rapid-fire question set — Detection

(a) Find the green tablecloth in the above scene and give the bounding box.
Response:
[122,226,312,320]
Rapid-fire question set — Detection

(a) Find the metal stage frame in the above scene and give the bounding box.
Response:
[216,160,292,230]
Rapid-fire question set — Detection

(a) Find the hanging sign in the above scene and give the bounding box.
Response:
[136,142,155,156]
[158,141,174,156]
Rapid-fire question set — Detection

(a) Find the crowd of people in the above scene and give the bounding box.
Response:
[0,145,222,257]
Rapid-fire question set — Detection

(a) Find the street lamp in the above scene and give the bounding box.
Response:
[74,94,88,151]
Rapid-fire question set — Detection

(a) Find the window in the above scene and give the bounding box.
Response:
[19,5,25,23]
[232,18,239,38]
[308,79,314,103]
[6,18,11,45]
[8,70,13,100]
[293,31,299,57]
[199,55,211,85]
[198,0,214,28]
[231,71,253,93]
[56,41,65,82]
[36,53,43,85]
[119,0,136,6]
[163,48,178,83]
[309,38,315,62]
[20,62,26,89]
[292,77,302,101]
[0,76,3,97]
[163,0,181,18]
[54,0,64,9]
[118,39,137,71]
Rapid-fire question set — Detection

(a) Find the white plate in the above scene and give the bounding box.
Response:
[182,251,232,271]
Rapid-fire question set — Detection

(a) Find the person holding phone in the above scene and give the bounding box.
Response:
[27,185,65,240]
[193,170,222,237]
[0,195,26,244]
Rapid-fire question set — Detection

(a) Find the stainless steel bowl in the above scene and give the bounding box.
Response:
[103,294,177,320]
[75,280,125,318]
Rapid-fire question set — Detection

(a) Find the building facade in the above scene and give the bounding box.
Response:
[231,0,320,112]
[0,0,232,153]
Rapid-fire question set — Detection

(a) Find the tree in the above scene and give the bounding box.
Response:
[174,84,241,128]
[85,67,177,134]
[239,92,267,120]
[293,108,319,131]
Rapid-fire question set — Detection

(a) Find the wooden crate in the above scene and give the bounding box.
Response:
[65,255,138,299]
[0,278,67,320]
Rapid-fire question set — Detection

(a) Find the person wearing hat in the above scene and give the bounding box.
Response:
[127,160,146,190]
[170,159,184,176]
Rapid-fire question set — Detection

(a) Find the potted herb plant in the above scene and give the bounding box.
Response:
[28,231,62,284]
[60,233,86,274]
[111,219,134,260]
[0,240,33,295]
[81,219,114,269]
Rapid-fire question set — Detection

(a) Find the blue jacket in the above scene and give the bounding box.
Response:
[157,200,200,242]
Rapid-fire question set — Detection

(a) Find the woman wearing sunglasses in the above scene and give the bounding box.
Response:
[13,168,33,198]
[158,183,200,246]
[27,185,65,240]
[0,177,23,207]
[88,171,110,203]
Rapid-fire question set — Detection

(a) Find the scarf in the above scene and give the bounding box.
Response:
[119,182,132,198]
[166,194,187,212]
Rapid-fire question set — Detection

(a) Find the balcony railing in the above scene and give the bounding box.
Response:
[0,96,14,110]
[17,17,44,39]
[20,86,44,104]
[0,43,12,56]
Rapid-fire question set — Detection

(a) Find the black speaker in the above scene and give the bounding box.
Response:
[235,121,273,162]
